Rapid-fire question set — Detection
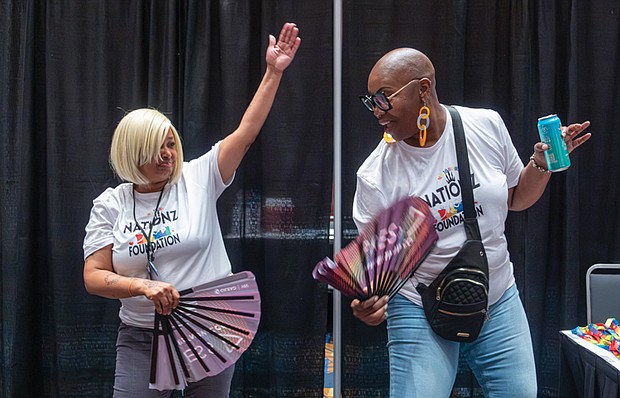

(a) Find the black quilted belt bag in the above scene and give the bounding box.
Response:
[416,106,489,343]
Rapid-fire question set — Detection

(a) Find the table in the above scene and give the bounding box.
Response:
[559,330,620,397]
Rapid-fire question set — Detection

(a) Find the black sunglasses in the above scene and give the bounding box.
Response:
[358,78,421,112]
[358,92,392,112]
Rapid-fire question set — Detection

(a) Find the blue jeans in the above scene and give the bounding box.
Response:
[113,323,235,398]
[386,283,537,397]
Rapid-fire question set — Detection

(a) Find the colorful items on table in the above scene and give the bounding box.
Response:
[571,318,620,358]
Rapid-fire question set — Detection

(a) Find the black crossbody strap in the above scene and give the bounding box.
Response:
[446,105,482,241]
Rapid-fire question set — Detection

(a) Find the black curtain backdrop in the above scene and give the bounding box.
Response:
[341,1,620,397]
[2,1,620,397]
[1,1,332,397]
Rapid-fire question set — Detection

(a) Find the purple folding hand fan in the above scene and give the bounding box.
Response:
[149,271,261,391]
[313,196,438,300]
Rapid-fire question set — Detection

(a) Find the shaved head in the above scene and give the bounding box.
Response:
[370,48,435,85]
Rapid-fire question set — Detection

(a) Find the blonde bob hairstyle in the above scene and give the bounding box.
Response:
[109,108,184,185]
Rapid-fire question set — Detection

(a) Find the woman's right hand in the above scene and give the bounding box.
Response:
[134,279,180,316]
[351,295,389,326]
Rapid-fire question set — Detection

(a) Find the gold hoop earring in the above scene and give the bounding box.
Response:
[417,103,431,147]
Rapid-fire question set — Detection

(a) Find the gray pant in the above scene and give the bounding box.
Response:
[113,323,235,398]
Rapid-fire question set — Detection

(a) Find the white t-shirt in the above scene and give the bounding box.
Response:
[83,141,234,328]
[353,105,523,306]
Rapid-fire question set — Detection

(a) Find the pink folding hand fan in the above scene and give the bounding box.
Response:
[313,196,438,300]
[149,271,261,391]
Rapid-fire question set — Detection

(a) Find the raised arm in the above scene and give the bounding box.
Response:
[217,22,301,183]
[508,121,591,211]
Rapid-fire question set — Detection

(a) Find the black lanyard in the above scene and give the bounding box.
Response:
[132,184,166,279]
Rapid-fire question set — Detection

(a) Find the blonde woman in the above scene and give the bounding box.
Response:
[83,23,300,397]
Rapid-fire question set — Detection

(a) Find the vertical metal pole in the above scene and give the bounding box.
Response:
[333,0,343,397]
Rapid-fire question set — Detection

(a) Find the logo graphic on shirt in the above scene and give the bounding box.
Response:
[125,207,181,257]
[419,166,483,232]
[133,226,174,245]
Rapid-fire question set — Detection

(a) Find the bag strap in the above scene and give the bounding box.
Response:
[446,105,482,241]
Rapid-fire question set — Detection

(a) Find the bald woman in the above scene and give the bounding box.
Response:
[351,48,590,397]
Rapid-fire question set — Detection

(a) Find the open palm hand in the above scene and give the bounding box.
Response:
[563,121,591,154]
[266,22,301,73]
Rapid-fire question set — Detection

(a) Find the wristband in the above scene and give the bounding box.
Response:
[530,155,551,174]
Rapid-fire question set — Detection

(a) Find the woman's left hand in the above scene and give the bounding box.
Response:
[266,22,301,73]
[564,120,591,153]
[531,120,592,168]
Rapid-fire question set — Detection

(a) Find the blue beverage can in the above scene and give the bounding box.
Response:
[537,114,571,172]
